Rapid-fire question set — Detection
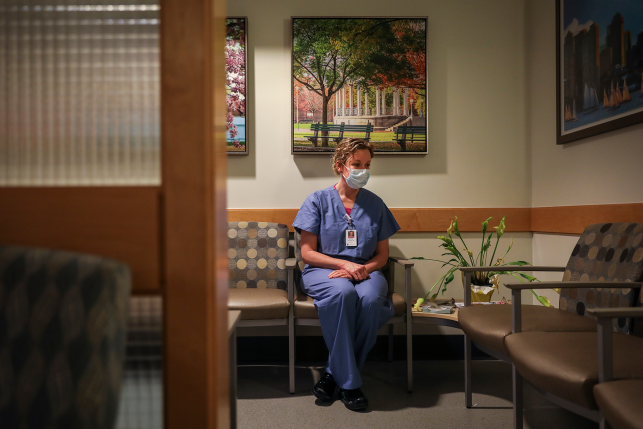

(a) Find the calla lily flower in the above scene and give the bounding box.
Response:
[493,216,506,238]
[535,294,552,307]
[453,217,462,237]
[447,221,454,237]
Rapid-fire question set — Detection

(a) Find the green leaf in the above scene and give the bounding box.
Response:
[505,261,531,266]
[441,259,458,268]
[444,272,455,285]
[518,272,538,282]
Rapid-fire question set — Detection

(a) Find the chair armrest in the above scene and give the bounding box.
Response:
[286,258,296,304]
[505,281,643,290]
[387,257,413,317]
[586,307,643,319]
[584,307,643,384]
[459,266,565,273]
[509,280,642,354]
[461,267,565,306]
[388,256,414,267]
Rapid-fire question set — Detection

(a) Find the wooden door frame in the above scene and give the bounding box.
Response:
[161,0,229,427]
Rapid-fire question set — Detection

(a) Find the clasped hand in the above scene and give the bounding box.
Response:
[328,261,370,281]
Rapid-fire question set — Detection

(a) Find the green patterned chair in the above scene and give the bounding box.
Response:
[226,222,296,392]
[498,223,643,428]
[0,245,131,429]
[291,230,414,392]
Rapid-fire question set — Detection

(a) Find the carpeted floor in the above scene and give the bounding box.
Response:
[237,360,598,429]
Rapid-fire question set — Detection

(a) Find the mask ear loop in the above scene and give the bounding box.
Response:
[340,155,353,179]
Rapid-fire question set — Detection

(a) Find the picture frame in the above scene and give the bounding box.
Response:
[291,17,428,154]
[556,0,643,145]
[226,17,248,155]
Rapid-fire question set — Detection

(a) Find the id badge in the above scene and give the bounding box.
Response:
[345,229,357,247]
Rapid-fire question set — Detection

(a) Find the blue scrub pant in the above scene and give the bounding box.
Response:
[301,267,395,389]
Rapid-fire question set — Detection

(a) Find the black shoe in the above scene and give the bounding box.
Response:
[312,372,337,401]
[338,387,368,411]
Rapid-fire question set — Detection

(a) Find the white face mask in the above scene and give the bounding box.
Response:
[342,164,370,189]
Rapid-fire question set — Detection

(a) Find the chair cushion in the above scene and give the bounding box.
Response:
[294,290,406,319]
[594,380,643,429]
[228,288,290,320]
[506,332,643,409]
[458,304,597,355]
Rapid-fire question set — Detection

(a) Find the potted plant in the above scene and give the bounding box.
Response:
[411,216,554,310]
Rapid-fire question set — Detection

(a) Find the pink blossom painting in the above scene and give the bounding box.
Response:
[226,18,247,154]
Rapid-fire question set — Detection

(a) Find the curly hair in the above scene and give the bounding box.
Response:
[331,138,375,175]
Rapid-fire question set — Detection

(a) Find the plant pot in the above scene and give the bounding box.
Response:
[461,271,495,302]
[471,285,495,302]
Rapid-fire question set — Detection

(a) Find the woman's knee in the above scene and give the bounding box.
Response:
[330,281,358,303]
[359,292,386,308]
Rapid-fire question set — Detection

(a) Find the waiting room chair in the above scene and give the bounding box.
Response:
[458,222,643,427]
[226,222,295,392]
[493,223,643,428]
[0,245,131,429]
[290,230,414,392]
[591,305,643,429]
[507,288,643,428]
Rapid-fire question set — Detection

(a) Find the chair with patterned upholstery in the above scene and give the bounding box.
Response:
[291,230,414,392]
[0,245,131,429]
[459,222,643,428]
[226,222,296,392]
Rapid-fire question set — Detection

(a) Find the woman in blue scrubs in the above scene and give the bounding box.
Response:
[293,138,400,411]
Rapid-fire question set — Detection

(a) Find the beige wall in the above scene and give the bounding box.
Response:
[526,0,643,304]
[227,0,533,329]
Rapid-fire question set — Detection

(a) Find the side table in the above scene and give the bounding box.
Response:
[411,305,461,329]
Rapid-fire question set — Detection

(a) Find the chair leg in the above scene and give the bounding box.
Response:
[512,364,523,429]
[289,313,295,394]
[387,324,394,362]
[465,334,472,408]
[406,317,413,392]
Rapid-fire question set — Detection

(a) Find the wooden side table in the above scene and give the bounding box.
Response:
[228,310,241,429]
[411,305,461,329]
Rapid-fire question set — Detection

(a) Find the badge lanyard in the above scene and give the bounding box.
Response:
[343,213,358,247]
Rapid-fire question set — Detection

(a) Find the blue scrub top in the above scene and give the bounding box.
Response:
[293,185,401,266]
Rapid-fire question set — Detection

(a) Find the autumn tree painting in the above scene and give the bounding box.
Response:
[292,18,427,153]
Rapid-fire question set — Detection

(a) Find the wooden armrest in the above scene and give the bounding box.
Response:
[388,256,414,267]
[286,258,296,268]
[586,307,643,319]
[505,281,642,290]
[459,266,565,273]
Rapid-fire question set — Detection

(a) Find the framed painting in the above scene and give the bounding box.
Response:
[291,17,428,154]
[557,1,643,144]
[226,17,248,155]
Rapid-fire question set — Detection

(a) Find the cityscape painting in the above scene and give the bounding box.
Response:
[558,1,643,144]
[226,18,247,154]
[292,17,427,154]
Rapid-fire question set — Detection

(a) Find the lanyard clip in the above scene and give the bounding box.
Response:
[343,213,353,228]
